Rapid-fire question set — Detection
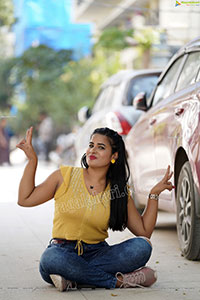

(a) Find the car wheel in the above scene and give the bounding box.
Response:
[176,161,200,260]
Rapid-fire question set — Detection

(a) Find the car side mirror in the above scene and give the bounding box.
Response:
[133,92,147,111]
[77,106,91,123]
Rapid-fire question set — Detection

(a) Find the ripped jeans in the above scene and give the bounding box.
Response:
[39,237,152,289]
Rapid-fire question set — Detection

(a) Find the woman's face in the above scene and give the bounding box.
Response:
[86,134,118,168]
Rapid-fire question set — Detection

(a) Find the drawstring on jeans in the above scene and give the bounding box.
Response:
[75,240,83,256]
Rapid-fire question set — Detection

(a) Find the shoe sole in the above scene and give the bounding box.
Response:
[77,284,96,289]
[50,274,67,292]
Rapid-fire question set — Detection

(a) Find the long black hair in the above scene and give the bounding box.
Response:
[81,127,130,231]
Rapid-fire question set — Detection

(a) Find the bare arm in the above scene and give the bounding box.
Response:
[127,166,174,238]
[17,127,62,207]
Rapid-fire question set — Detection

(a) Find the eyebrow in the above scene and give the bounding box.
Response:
[89,142,106,147]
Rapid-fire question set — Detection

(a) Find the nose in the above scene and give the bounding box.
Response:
[90,147,97,153]
[88,145,98,153]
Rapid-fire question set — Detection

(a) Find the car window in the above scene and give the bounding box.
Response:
[151,57,183,106]
[175,52,200,91]
[92,86,115,113]
[127,75,159,105]
[114,81,127,106]
[196,67,200,82]
[92,80,126,112]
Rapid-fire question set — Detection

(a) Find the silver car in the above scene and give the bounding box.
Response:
[75,69,161,165]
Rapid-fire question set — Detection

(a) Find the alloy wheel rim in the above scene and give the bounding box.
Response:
[178,176,192,247]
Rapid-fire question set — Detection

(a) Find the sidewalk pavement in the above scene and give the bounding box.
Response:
[0,164,200,300]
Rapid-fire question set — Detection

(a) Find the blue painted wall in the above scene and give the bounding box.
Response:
[13,0,92,58]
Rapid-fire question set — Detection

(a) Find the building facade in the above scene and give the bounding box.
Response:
[13,0,92,58]
[72,0,200,51]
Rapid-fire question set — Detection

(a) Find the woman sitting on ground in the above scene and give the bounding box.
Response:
[17,127,174,291]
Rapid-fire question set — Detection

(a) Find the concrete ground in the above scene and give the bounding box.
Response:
[0,163,200,300]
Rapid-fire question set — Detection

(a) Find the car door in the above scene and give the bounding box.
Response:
[126,106,156,205]
[126,56,185,206]
[153,52,200,204]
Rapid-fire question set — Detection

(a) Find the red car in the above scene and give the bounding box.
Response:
[126,36,200,260]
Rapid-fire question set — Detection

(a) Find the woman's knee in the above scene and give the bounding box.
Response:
[127,237,152,262]
[39,261,52,284]
[39,244,78,280]
[137,236,152,247]
[39,245,64,272]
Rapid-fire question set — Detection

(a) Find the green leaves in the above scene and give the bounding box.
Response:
[0,58,16,109]
[1,35,122,135]
[134,28,159,50]
[18,45,72,72]
[95,27,134,51]
[0,0,15,27]
[8,44,121,134]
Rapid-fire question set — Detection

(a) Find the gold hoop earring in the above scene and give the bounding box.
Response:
[111,159,116,164]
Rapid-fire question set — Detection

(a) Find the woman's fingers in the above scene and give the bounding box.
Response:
[163,166,174,191]
[151,166,175,194]
[162,166,173,182]
[16,138,26,148]
[16,127,33,148]
[161,166,169,182]
[16,127,37,161]
[16,127,34,155]
[164,182,174,191]
[26,127,33,145]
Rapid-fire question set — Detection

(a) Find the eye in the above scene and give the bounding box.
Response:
[98,146,105,150]
[89,144,93,148]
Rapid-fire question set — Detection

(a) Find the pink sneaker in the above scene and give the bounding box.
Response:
[50,274,77,292]
[116,266,157,288]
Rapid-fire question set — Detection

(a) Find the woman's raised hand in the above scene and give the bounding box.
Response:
[16,127,37,161]
[150,165,174,195]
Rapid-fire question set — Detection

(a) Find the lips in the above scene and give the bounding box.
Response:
[89,155,97,160]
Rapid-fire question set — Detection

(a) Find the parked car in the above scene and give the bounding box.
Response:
[125,36,200,260]
[75,69,161,164]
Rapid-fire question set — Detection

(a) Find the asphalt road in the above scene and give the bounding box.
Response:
[0,162,199,300]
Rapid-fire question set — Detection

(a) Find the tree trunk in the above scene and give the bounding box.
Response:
[142,48,151,68]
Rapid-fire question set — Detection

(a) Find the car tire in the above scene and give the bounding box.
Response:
[176,161,200,260]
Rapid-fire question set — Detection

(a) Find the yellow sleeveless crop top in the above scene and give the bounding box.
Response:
[52,166,111,254]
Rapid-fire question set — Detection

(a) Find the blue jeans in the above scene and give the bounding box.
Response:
[39,237,152,289]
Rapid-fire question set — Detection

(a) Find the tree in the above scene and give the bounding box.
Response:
[7,41,122,136]
[10,45,73,133]
[134,28,159,68]
[0,0,15,27]
[94,26,160,69]
[0,58,16,109]
[95,27,134,51]
[0,0,15,112]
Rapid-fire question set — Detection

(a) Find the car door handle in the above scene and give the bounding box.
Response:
[149,118,157,126]
[175,108,184,116]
